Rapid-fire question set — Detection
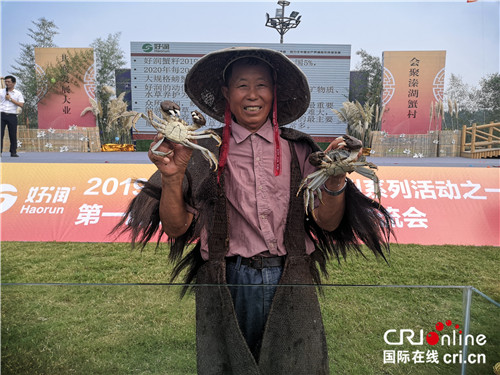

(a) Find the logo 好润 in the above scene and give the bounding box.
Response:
[141,43,169,53]
[0,184,18,213]
[142,43,153,53]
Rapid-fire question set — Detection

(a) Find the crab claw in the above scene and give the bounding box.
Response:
[308,151,326,167]
[342,134,363,151]
[160,100,180,113]
[160,100,181,118]
[191,110,206,128]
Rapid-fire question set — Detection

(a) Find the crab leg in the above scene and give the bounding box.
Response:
[302,189,315,216]
[150,137,165,154]
[150,136,175,157]
[148,109,168,124]
[297,169,326,195]
[187,131,222,147]
[300,173,330,214]
[353,166,381,200]
[307,174,329,193]
[183,140,219,171]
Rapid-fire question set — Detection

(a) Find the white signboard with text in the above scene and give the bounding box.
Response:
[130,42,351,137]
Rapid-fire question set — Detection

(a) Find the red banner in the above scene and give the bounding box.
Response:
[1,164,156,242]
[381,51,446,135]
[353,167,499,246]
[1,164,499,246]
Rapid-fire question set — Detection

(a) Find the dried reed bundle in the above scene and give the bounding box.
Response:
[105,92,134,143]
[333,100,376,146]
[448,98,454,117]
[439,100,446,128]
[107,92,127,125]
[80,97,101,117]
[332,102,359,125]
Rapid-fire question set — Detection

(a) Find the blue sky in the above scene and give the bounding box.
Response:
[1,0,499,87]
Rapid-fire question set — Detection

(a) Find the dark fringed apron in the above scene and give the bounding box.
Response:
[195,141,329,375]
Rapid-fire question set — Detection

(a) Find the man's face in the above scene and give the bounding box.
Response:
[5,79,14,90]
[221,61,274,133]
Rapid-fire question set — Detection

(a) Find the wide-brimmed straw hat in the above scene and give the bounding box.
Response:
[184,47,310,126]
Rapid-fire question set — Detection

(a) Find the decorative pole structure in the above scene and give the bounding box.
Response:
[265,1,301,44]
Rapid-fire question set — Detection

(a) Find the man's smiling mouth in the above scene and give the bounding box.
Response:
[244,106,262,112]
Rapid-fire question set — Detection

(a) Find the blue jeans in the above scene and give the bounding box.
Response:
[226,257,283,359]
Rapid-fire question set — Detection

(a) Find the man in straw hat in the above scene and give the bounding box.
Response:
[115,47,392,374]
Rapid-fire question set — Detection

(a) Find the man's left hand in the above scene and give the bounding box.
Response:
[323,135,363,188]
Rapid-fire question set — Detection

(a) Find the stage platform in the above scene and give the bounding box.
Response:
[1,151,499,168]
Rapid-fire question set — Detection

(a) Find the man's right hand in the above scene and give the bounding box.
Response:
[148,134,193,178]
[149,134,195,238]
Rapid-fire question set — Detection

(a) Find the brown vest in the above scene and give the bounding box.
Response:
[193,129,329,374]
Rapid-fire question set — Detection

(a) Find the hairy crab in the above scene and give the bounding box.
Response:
[297,135,380,215]
[117,101,221,170]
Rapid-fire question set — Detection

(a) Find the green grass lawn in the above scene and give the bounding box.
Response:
[2,242,499,374]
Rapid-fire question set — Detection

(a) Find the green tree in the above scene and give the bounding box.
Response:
[89,32,127,143]
[478,73,500,123]
[354,49,383,108]
[347,49,384,136]
[444,73,484,128]
[9,18,59,127]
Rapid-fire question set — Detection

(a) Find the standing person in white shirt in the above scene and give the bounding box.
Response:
[1,75,24,157]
